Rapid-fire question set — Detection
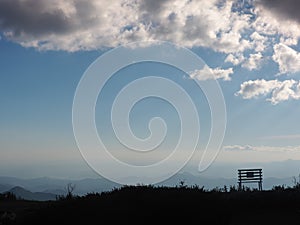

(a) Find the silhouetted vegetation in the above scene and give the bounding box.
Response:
[0,192,17,201]
[2,180,300,224]
[56,183,78,201]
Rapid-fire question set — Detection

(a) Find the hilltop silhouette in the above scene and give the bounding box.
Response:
[1,184,300,225]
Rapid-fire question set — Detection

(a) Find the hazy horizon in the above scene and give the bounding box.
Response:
[0,159,299,181]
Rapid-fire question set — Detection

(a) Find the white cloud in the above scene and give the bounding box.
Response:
[242,52,263,71]
[235,79,279,99]
[225,53,245,66]
[250,31,268,52]
[273,43,300,74]
[225,51,264,71]
[224,144,300,152]
[236,79,300,104]
[269,81,300,104]
[296,82,300,96]
[268,80,298,104]
[223,145,253,151]
[189,65,233,81]
[280,37,298,46]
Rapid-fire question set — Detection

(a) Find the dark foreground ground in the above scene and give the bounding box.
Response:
[1,186,300,225]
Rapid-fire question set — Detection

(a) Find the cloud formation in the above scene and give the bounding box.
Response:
[255,0,300,24]
[236,79,300,104]
[225,53,245,65]
[189,65,233,81]
[253,1,300,42]
[273,44,300,74]
[0,0,252,52]
[0,0,299,71]
[1,0,300,104]
[242,52,263,71]
[0,0,299,59]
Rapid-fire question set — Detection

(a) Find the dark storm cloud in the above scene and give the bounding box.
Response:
[139,0,170,14]
[0,0,98,38]
[256,0,300,23]
[0,0,71,37]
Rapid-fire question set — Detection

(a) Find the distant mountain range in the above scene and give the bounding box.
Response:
[7,186,57,201]
[0,176,120,197]
[0,172,296,201]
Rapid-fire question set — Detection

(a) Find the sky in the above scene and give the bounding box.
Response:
[1,0,300,179]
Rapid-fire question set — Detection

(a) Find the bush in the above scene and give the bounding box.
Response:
[0,192,17,201]
[272,185,285,192]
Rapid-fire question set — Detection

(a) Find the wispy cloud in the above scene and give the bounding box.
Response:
[223,145,253,151]
[224,144,300,152]
[189,65,233,81]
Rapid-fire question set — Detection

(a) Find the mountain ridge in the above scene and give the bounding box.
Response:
[7,186,57,201]
[0,173,295,197]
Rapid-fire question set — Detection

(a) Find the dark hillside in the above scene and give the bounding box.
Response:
[9,186,300,225]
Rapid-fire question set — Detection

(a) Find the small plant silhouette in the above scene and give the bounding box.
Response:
[65,183,76,199]
[272,185,285,192]
[292,174,300,190]
[179,180,187,189]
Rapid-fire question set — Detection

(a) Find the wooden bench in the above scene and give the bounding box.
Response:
[238,168,263,191]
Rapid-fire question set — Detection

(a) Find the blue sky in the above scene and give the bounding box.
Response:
[1,0,300,179]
